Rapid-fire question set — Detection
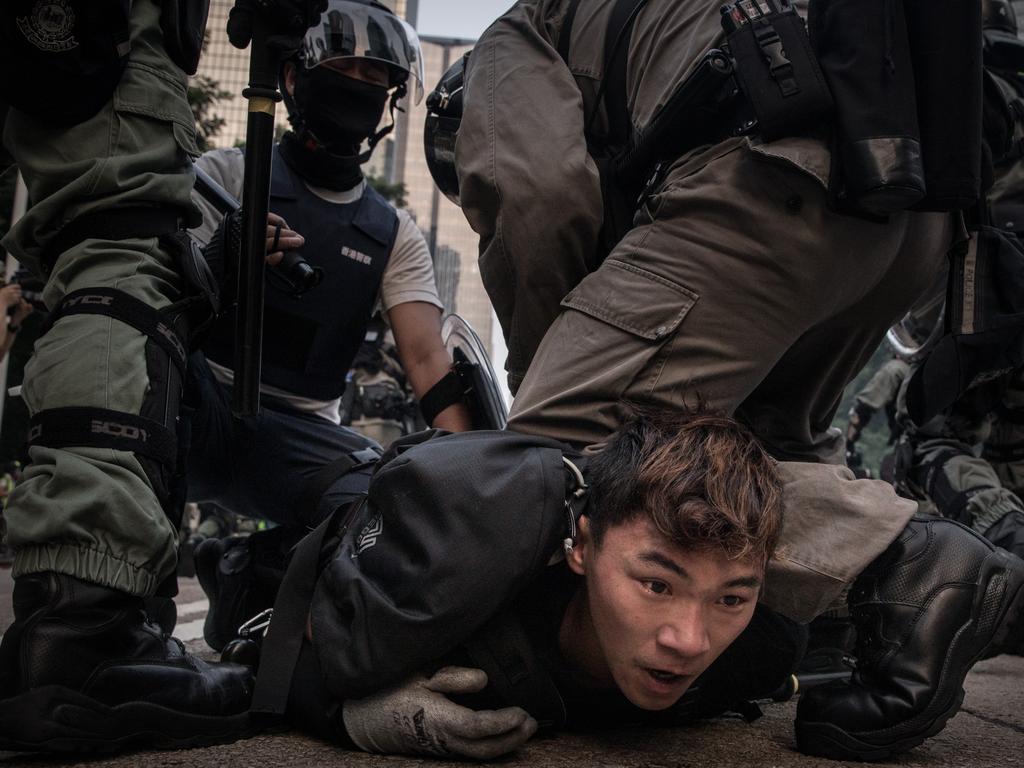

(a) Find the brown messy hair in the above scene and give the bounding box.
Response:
[585,408,783,568]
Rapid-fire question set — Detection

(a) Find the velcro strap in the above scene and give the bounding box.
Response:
[419,368,466,426]
[42,207,183,268]
[28,407,177,468]
[42,288,187,375]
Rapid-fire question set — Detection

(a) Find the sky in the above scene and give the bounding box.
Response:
[415,0,513,40]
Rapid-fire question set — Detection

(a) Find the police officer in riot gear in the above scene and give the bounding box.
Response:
[0,0,329,754]
[452,0,1024,761]
[186,0,470,652]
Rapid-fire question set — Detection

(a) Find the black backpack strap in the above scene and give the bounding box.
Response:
[291,448,381,524]
[251,498,366,719]
[555,0,649,151]
[600,0,650,147]
[556,0,650,264]
[556,0,582,63]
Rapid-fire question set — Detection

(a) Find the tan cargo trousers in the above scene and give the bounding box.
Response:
[1,0,197,596]
[459,6,955,621]
[510,142,952,620]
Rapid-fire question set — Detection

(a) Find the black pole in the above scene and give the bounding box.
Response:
[234,13,282,417]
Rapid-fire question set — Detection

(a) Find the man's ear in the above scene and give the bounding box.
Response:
[566,515,592,576]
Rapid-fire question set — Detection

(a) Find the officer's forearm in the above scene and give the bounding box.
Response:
[411,353,472,432]
[390,301,473,431]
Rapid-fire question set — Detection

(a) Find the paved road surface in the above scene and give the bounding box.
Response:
[1,568,1021,768]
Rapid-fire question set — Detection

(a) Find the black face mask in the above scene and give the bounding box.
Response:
[293,67,389,154]
[278,130,365,191]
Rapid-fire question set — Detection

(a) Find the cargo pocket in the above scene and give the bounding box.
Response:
[113,62,200,160]
[561,258,698,343]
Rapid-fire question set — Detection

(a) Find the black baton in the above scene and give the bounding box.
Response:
[234,11,282,417]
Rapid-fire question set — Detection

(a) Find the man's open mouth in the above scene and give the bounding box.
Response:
[645,668,685,684]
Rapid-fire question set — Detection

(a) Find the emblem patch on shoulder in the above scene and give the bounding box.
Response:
[17,0,78,53]
[352,512,383,557]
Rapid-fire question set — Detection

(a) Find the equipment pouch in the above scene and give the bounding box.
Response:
[721,0,832,142]
[160,0,210,76]
[904,0,983,212]
[906,225,1024,426]
[0,0,131,126]
[808,0,926,214]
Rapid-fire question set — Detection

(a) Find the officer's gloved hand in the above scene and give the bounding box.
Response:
[341,666,538,759]
[227,0,328,51]
[203,211,304,299]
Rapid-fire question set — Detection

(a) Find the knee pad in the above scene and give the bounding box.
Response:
[28,286,196,530]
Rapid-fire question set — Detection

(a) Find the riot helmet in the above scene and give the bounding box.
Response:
[298,0,424,103]
[280,0,424,190]
[424,52,470,206]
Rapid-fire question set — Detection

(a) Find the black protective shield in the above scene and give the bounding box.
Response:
[443,313,509,430]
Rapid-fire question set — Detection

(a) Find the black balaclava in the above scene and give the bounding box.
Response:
[280,66,392,192]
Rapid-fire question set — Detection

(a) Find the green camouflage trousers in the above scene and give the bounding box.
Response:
[1,0,199,596]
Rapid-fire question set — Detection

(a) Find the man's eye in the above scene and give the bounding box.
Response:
[719,595,747,608]
[643,580,670,595]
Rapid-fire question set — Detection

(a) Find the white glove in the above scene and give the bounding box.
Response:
[341,666,538,759]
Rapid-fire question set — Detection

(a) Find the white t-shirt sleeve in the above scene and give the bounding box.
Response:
[379,208,444,313]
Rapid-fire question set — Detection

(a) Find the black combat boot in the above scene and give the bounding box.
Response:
[194,531,288,651]
[980,510,1024,656]
[982,509,1024,561]
[795,515,1024,761]
[0,572,254,752]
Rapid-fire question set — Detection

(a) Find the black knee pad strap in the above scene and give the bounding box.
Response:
[28,406,177,469]
[42,287,187,376]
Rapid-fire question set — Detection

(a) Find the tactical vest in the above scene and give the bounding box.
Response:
[204,145,399,401]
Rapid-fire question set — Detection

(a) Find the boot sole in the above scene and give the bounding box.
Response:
[986,550,1024,658]
[0,685,251,753]
[796,549,1024,762]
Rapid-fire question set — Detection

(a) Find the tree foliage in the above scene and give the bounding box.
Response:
[188,73,232,152]
[366,172,407,207]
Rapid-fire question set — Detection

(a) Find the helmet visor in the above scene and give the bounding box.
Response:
[302,0,425,104]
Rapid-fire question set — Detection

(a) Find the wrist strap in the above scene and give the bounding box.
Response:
[419,369,465,426]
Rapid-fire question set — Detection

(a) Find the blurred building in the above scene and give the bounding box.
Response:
[393,35,494,353]
[433,243,461,313]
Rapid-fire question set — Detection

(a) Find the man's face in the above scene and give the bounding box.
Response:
[565,515,762,710]
[320,57,391,87]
